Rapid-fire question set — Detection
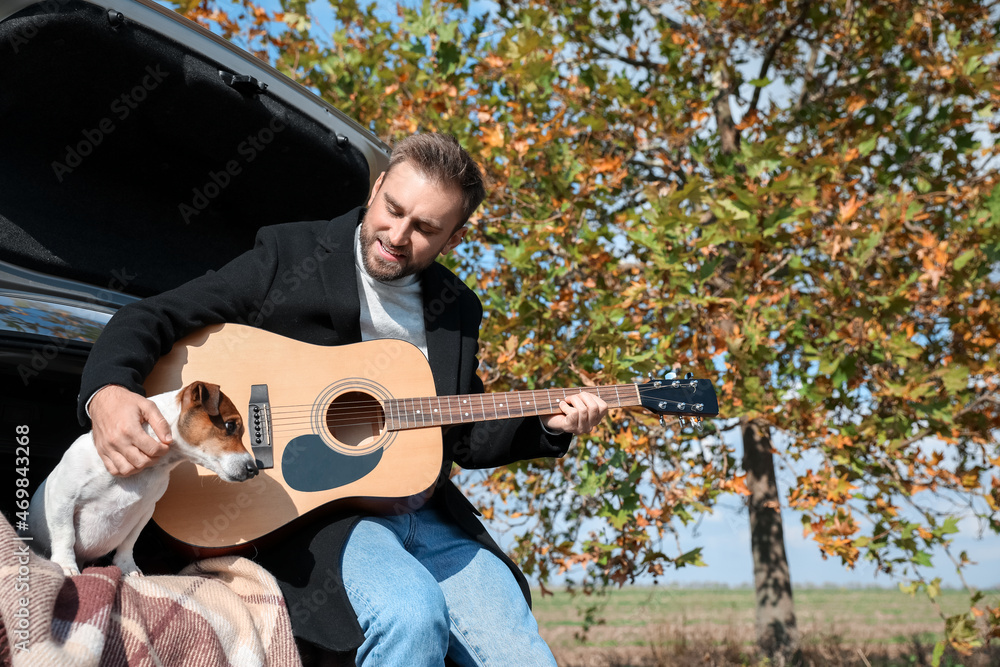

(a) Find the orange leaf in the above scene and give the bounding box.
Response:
[838,195,861,223]
[482,125,504,148]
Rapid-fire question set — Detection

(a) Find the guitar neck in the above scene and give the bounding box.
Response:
[385,385,641,431]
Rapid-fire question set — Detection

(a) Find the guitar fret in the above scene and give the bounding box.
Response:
[387,382,659,431]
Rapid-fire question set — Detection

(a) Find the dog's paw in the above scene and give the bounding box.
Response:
[114,556,142,577]
[52,559,80,577]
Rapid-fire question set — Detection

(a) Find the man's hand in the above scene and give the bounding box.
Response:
[89,385,173,476]
[539,392,608,435]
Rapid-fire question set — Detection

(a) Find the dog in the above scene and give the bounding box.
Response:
[28,381,258,576]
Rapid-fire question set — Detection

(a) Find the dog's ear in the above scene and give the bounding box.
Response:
[185,381,223,417]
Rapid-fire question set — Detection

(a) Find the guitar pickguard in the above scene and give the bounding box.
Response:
[282,434,383,492]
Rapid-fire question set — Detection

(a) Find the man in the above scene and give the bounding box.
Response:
[78,133,608,665]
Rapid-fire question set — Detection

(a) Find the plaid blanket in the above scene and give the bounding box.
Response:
[0,516,301,667]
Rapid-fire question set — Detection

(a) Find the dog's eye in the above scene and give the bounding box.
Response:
[224,421,237,435]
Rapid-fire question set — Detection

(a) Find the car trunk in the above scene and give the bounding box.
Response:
[0,0,385,522]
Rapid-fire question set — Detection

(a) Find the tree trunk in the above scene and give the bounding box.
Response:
[742,418,800,664]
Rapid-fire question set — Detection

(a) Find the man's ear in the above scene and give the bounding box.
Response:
[441,225,467,255]
[367,171,386,207]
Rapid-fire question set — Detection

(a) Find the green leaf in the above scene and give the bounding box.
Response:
[858,136,879,156]
[963,54,983,76]
[940,516,960,535]
[717,198,751,221]
[676,547,707,568]
[940,365,968,393]
[931,640,946,667]
[437,41,461,74]
[953,249,975,271]
[927,577,941,601]
[605,508,631,530]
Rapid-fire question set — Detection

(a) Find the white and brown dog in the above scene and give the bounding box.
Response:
[28,381,258,576]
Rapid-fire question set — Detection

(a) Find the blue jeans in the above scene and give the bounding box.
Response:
[340,504,557,667]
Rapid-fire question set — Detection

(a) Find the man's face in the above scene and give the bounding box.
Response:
[360,162,467,282]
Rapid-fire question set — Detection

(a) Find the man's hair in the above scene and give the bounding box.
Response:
[386,133,487,225]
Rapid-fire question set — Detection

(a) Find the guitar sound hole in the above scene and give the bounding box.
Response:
[325,391,385,449]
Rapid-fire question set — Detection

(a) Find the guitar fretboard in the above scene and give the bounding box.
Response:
[384,385,641,431]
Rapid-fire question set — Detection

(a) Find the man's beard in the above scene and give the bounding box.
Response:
[360,222,415,282]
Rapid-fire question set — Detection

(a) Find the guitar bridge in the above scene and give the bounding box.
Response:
[249,384,273,469]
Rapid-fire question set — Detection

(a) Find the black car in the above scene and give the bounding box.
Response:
[0,0,389,522]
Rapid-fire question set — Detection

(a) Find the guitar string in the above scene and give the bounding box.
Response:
[255,390,709,431]
[258,384,702,415]
[258,387,645,412]
[262,388,706,420]
[264,412,711,433]
[266,395,702,420]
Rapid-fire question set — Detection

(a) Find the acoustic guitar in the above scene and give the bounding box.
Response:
[145,323,718,555]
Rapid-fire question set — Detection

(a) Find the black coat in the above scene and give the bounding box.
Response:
[77,207,572,653]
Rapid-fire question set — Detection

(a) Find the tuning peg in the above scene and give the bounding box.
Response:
[685,372,694,380]
[695,417,704,433]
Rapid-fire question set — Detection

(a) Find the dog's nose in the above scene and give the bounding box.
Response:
[245,461,259,478]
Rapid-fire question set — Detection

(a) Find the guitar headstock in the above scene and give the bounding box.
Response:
[638,376,719,418]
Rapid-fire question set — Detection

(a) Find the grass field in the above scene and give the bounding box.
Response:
[533,586,1000,666]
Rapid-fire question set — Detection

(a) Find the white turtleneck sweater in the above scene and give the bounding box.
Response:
[354,226,428,358]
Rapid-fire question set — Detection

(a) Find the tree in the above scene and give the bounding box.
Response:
[169,0,1000,658]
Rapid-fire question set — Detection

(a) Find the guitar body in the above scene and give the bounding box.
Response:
[144,323,720,556]
[145,323,443,556]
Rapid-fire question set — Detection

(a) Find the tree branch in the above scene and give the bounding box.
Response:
[585,39,664,72]
[711,65,740,155]
[749,0,813,113]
